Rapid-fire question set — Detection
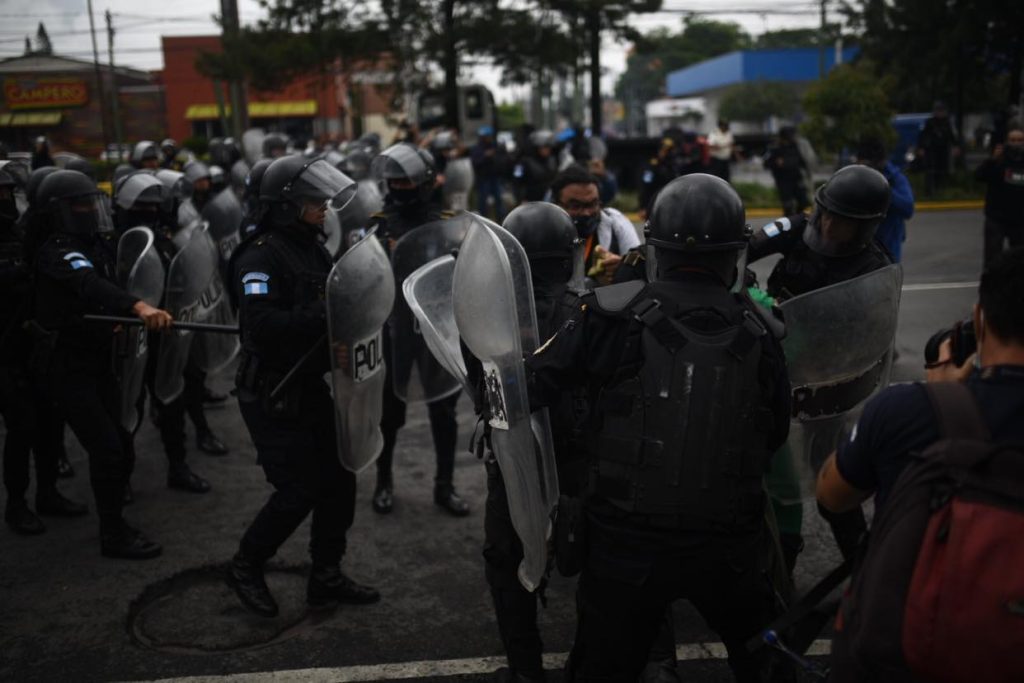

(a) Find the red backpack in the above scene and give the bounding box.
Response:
[829,382,1024,682]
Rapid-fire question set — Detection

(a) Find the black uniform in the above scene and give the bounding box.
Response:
[763,142,810,216]
[512,153,558,203]
[368,202,461,496]
[525,273,793,683]
[232,223,356,567]
[33,231,139,529]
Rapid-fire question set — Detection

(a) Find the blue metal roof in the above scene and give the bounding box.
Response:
[666,47,860,97]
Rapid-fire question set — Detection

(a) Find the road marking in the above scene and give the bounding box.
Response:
[134,640,832,682]
[902,281,978,292]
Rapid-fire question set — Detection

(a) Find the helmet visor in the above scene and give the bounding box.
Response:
[370,144,430,184]
[287,159,356,212]
[66,193,114,234]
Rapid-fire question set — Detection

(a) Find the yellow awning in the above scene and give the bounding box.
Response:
[0,111,62,126]
[184,100,318,120]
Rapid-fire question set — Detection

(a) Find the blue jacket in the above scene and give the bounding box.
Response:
[874,161,915,262]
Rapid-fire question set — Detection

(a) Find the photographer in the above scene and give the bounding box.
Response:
[975,125,1024,268]
[816,247,1024,516]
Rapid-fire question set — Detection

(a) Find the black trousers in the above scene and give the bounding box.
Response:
[45,348,132,526]
[1,367,64,502]
[377,376,459,488]
[483,459,677,679]
[146,336,211,464]
[568,512,791,683]
[982,217,1024,268]
[238,378,355,566]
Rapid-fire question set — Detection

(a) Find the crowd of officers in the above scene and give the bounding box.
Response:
[0,122,948,683]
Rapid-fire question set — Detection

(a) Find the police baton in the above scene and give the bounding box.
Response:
[82,314,239,334]
[268,332,328,402]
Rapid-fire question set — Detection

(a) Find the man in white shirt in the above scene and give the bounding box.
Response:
[707,119,735,182]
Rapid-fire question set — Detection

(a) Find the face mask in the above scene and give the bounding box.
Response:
[389,186,421,206]
[573,213,599,238]
[70,210,99,235]
[124,209,161,229]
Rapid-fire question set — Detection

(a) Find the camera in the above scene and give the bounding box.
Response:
[924,318,977,368]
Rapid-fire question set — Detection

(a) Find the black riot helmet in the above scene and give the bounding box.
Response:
[259,155,356,228]
[803,164,891,257]
[371,143,437,206]
[262,134,288,159]
[503,202,579,286]
[26,166,59,206]
[244,159,273,202]
[182,160,213,200]
[339,149,372,180]
[131,140,160,168]
[208,164,227,193]
[113,172,166,230]
[211,137,241,167]
[37,170,113,236]
[65,157,96,180]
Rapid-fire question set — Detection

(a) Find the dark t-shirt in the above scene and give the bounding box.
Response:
[836,365,1024,513]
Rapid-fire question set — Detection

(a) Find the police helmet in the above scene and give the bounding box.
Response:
[37,170,113,235]
[371,144,436,204]
[503,202,577,261]
[646,173,748,253]
[803,165,891,257]
[160,138,177,155]
[259,155,356,227]
[244,159,273,201]
[183,160,212,185]
[208,164,227,192]
[65,157,96,180]
[529,130,556,149]
[339,149,372,181]
[131,140,160,166]
[26,166,59,206]
[113,163,135,184]
[262,134,288,159]
[114,172,166,210]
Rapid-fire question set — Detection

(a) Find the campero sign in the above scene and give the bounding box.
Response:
[4,78,89,110]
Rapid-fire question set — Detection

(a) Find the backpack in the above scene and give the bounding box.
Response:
[829,382,1024,683]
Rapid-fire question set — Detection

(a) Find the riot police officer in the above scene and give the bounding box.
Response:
[227,155,378,617]
[512,130,559,204]
[525,174,793,682]
[1,168,86,535]
[31,170,172,558]
[131,141,161,170]
[366,143,469,517]
[748,163,892,572]
[160,139,178,169]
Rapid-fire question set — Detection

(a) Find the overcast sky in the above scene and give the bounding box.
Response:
[0,0,826,102]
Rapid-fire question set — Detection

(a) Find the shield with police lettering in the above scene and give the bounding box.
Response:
[115,227,165,431]
[772,264,903,503]
[327,229,396,472]
[153,224,221,403]
[453,216,559,592]
[389,214,471,403]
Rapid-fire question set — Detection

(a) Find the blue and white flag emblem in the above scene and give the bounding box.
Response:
[242,271,270,296]
[63,251,93,270]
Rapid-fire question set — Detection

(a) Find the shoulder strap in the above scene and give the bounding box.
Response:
[925,382,990,441]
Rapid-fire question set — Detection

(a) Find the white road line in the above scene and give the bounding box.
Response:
[134,640,832,682]
[902,281,978,292]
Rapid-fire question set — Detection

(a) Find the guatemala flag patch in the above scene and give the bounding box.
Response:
[242,271,270,295]
[63,251,93,270]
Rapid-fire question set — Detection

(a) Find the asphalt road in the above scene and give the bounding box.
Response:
[0,210,986,683]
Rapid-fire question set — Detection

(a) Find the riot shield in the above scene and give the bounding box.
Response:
[229,159,250,197]
[401,255,470,394]
[774,264,903,503]
[389,214,471,403]
[323,210,343,258]
[453,217,558,592]
[115,227,165,432]
[153,226,221,403]
[327,230,395,472]
[443,157,474,212]
[201,187,244,262]
[241,128,265,165]
[336,180,383,253]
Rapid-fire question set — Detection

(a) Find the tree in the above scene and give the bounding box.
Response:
[33,23,52,55]
[801,63,895,155]
[497,102,525,129]
[719,81,800,124]
[754,28,823,50]
[614,18,750,122]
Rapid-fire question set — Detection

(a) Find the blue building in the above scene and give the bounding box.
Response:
[652,47,860,135]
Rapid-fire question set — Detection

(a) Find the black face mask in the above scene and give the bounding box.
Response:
[389,186,421,207]
[122,208,161,229]
[573,213,599,238]
[68,210,99,235]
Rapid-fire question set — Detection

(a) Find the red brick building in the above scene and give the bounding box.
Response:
[161,36,398,145]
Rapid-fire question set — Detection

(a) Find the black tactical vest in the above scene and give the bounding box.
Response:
[586,280,777,529]
[767,239,890,301]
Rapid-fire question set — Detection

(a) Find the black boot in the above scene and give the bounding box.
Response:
[101,520,162,559]
[168,463,211,493]
[36,488,89,517]
[5,500,45,535]
[196,430,229,456]
[226,552,278,617]
[372,477,394,514]
[434,483,470,517]
[307,564,380,608]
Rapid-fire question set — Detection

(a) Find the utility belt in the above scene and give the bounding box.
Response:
[236,350,316,419]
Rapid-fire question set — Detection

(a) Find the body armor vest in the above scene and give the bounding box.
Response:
[587,281,776,529]
[767,239,889,301]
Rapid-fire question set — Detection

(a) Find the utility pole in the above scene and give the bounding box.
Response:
[87,0,110,155]
[220,0,248,137]
[105,11,124,158]
[819,0,827,79]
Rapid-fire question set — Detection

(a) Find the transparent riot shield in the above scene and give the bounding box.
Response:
[323,210,343,258]
[453,217,558,592]
[241,128,265,165]
[153,226,220,403]
[335,180,383,255]
[443,157,475,212]
[773,264,903,503]
[389,214,472,403]
[229,159,250,197]
[401,255,470,394]
[327,229,395,472]
[201,187,244,262]
[115,227,165,432]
